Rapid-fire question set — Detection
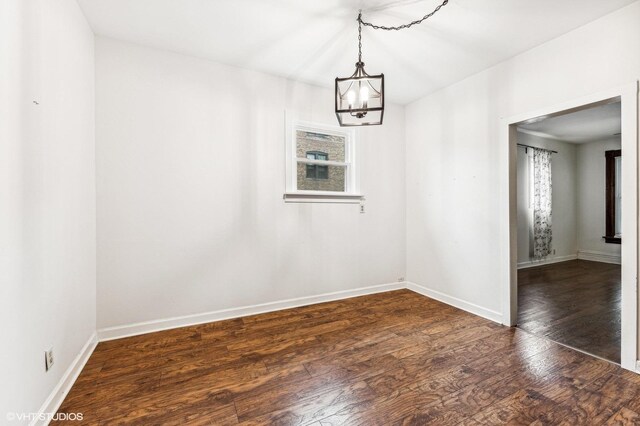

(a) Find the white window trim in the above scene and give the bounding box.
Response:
[284,115,362,203]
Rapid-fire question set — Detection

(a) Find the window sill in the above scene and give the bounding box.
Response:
[603,236,622,244]
[283,192,364,204]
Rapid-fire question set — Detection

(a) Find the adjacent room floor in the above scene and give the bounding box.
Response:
[518,259,621,364]
[53,289,640,425]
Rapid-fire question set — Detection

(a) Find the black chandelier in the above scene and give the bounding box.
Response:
[335,0,449,127]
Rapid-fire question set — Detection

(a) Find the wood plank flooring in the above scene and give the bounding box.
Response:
[53,289,640,425]
[518,260,621,363]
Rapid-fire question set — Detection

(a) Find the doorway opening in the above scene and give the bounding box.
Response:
[515,101,622,363]
[500,83,638,372]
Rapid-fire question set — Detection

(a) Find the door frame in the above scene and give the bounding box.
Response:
[499,81,639,372]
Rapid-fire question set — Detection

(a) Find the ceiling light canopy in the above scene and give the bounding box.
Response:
[335,0,449,127]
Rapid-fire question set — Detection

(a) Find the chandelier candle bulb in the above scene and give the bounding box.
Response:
[360,85,369,109]
[347,90,356,108]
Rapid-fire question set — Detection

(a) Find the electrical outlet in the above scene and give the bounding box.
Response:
[360,204,365,214]
[45,348,54,372]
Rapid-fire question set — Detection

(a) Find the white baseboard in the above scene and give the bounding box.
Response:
[34,279,636,424]
[577,250,621,265]
[517,254,577,269]
[406,282,503,324]
[32,277,636,425]
[97,282,405,341]
[31,332,98,426]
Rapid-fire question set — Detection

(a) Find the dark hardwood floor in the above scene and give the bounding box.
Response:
[53,289,640,425]
[518,259,621,363]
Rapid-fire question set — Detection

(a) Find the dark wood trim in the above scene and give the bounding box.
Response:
[604,149,621,244]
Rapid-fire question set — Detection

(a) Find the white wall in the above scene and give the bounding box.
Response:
[405,1,640,319]
[576,136,622,257]
[516,132,577,266]
[0,0,96,421]
[95,38,406,329]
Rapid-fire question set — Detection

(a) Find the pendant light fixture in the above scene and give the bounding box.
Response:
[334,12,384,127]
[335,0,449,127]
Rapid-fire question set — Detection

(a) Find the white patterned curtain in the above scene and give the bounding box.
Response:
[533,148,552,259]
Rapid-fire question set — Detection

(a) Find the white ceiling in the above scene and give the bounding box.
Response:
[518,102,621,144]
[77,0,636,105]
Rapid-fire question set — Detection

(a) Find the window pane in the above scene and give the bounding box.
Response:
[306,164,315,179]
[297,163,346,192]
[317,165,328,180]
[296,131,345,163]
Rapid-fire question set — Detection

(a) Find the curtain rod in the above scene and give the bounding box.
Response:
[517,143,558,154]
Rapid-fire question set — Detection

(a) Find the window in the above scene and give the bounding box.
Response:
[295,131,345,192]
[284,118,361,203]
[305,151,329,180]
[604,149,621,244]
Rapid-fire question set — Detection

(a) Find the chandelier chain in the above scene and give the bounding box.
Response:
[357,11,363,62]
[358,0,449,31]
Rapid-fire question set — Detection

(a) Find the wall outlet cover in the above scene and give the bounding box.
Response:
[45,348,54,372]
